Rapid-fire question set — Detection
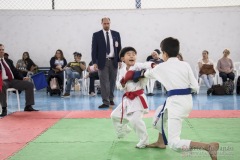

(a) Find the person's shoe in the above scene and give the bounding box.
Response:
[97,89,101,94]
[98,104,109,108]
[110,101,115,105]
[24,105,39,111]
[207,88,213,95]
[147,93,154,96]
[0,108,7,117]
[89,92,96,97]
[62,93,70,98]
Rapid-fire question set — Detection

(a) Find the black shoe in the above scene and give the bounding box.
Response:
[24,105,39,111]
[0,108,7,117]
[207,88,213,95]
[98,104,109,108]
[147,93,154,96]
[110,101,115,105]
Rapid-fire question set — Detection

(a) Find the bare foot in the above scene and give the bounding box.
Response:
[146,142,166,149]
[207,142,219,160]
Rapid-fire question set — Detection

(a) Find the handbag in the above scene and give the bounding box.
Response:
[50,78,60,90]
[74,79,80,91]
[212,84,225,95]
[199,64,216,75]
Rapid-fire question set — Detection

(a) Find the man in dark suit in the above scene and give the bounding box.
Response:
[0,44,38,117]
[91,17,122,108]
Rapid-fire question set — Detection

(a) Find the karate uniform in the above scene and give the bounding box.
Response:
[111,62,152,148]
[144,58,199,151]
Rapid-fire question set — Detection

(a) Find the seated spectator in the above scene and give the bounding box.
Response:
[87,61,100,96]
[48,49,67,90]
[4,53,13,64]
[16,52,38,77]
[177,53,184,61]
[198,50,216,95]
[62,52,86,97]
[146,51,154,61]
[0,44,38,117]
[147,49,164,96]
[217,49,235,82]
[149,49,164,64]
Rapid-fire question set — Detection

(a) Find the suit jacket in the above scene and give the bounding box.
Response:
[91,30,122,70]
[0,58,23,80]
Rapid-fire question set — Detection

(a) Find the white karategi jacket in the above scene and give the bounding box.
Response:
[117,62,153,114]
[144,57,199,151]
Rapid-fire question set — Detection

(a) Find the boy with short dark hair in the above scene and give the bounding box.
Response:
[142,37,219,160]
[111,47,154,148]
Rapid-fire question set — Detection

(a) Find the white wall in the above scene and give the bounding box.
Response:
[0,7,239,73]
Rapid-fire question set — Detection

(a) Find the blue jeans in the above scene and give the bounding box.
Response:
[65,68,81,94]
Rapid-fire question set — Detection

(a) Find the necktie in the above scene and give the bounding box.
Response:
[106,31,110,55]
[1,59,13,81]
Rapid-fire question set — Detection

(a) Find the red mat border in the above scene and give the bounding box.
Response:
[1,110,240,160]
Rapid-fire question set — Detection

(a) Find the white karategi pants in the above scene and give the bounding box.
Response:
[153,95,192,151]
[111,102,149,147]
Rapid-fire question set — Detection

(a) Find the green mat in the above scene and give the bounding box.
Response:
[10,118,240,160]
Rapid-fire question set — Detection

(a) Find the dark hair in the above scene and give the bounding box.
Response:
[101,17,110,22]
[119,47,137,58]
[73,52,82,57]
[55,49,65,60]
[154,49,160,55]
[22,52,30,60]
[160,37,180,57]
[4,53,9,56]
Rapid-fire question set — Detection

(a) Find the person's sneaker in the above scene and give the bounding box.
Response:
[62,93,70,98]
[89,92,96,96]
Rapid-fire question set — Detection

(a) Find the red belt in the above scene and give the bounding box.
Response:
[120,89,148,123]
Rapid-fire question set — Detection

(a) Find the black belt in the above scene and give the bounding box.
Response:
[106,57,114,60]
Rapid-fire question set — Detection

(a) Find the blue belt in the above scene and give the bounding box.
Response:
[154,88,191,145]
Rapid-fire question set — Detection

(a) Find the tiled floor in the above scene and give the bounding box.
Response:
[5,86,240,114]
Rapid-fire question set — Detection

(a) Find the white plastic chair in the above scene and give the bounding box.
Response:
[85,77,100,95]
[195,64,202,87]
[234,62,240,79]
[6,88,20,111]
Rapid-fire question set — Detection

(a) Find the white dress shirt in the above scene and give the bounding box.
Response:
[0,58,14,80]
[103,29,114,58]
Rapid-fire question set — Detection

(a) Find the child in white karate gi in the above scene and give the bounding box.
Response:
[142,37,219,160]
[111,47,154,148]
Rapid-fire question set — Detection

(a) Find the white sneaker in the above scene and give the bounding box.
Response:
[89,92,96,96]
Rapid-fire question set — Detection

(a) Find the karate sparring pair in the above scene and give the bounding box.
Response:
[111,37,219,160]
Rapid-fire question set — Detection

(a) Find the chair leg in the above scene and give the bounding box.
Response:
[16,91,20,111]
[6,90,9,106]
